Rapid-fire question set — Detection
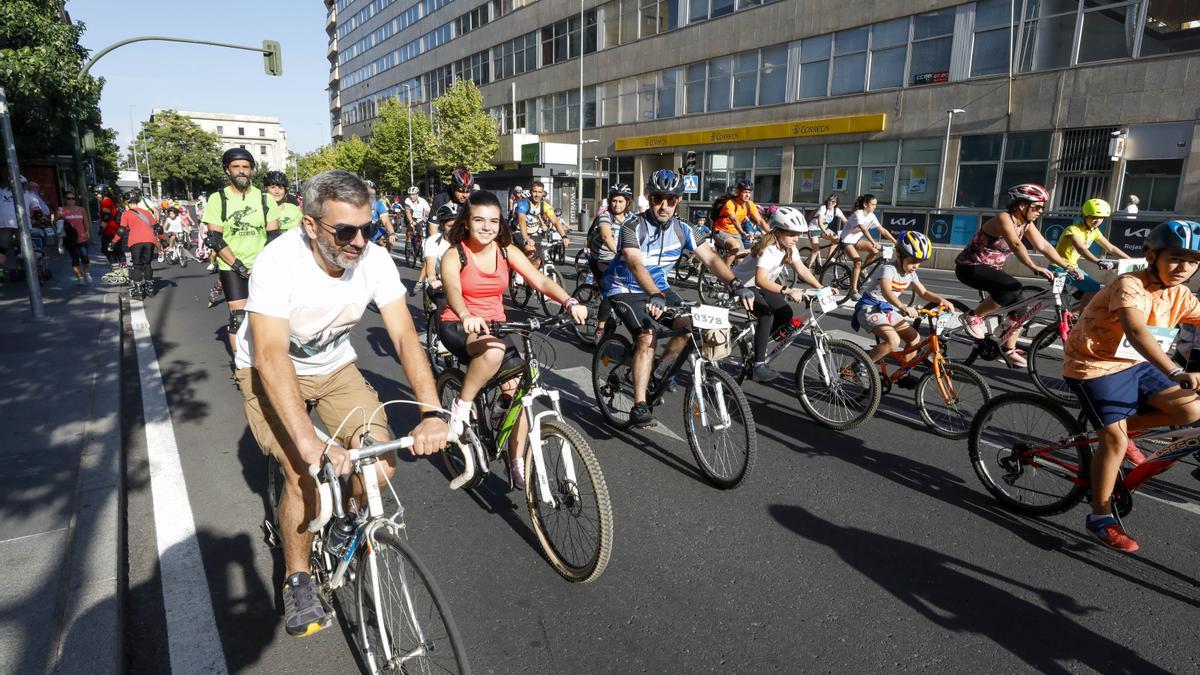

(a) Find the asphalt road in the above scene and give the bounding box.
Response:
[121,246,1200,674]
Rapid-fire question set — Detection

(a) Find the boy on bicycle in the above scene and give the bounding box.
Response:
[852,231,953,381]
[1051,198,1131,306]
[1062,220,1200,552]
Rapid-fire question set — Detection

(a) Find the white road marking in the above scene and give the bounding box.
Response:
[546,366,686,443]
[130,302,229,675]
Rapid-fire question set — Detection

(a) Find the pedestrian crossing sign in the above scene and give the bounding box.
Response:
[683,175,699,194]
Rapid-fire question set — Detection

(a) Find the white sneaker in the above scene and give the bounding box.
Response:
[509,458,526,491]
[448,399,473,437]
[962,312,987,340]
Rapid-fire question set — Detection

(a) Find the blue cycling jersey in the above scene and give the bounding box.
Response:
[602,213,697,298]
[372,198,389,221]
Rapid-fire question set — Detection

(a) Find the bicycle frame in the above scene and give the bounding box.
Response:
[1016,425,1200,494]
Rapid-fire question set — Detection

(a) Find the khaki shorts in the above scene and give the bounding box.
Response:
[235,361,389,459]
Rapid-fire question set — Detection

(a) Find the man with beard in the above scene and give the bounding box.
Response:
[232,170,449,636]
[203,147,280,354]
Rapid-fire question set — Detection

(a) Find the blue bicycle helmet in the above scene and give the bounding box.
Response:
[645,169,683,196]
[898,231,933,261]
[1144,220,1200,253]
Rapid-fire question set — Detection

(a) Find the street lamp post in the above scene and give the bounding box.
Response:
[0,87,45,318]
[400,84,414,188]
[938,109,965,210]
[576,0,585,231]
[128,105,141,183]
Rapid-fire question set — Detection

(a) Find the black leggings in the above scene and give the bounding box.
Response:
[129,243,156,283]
[66,239,90,267]
[219,269,251,303]
[955,263,1022,307]
[751,288,793,362]
[101,232,122,265]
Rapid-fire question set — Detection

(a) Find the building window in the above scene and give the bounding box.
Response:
[1017,0,1077,72]
[868,17,909,91]
[1078,1,1139,63]
[972,0,1014,77]
[700,148,780,202]
[608,156,634,195]
[1141,1,1200,56]
[861,140,899,203]
[493,31,537,80]
[753,147,782,203]
[831,27,868,95]
[956,131,1052,208]
[258,127,266,137]
[684,63,706,114]
[798,34,831,99]
[657,67,680,118]
[824,142,860,200]
[731,51,758,108]
[456,4,490,36]
[689,0,735,23]
[216,125,224,134]
[758,44,787,105]
[639,0,677,38]
[541,10,597,65]
[706,56,733,112]
[260,145,267,155]
[897,138,942,206]
[620,0,639,45]
[792,144,825,203]
[237,127,245,136]
[910,9,953,85]
[1123,159,1182,212]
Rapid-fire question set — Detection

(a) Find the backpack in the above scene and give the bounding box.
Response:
[455,241,509,268]
[216,188,269,224]
[709,195,734,224]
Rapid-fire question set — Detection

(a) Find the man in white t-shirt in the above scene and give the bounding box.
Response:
[232,170,449,639]
[0,170,43,277]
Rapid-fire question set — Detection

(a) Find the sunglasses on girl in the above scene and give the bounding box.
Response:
[649,194,679,206]
[317,218,376,244]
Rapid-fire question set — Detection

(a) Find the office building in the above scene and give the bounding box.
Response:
[158,110,290,172]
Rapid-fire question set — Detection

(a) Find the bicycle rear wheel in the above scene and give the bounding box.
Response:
[915,362,991,439]
[818,262,853,304]
[570,284,602,344]
[968,393,1088,515]
[794,338,880,430]
[683,363,756,489]
[263,454,284,548]
[592,334,636,428]
[356,528,470,674]
[1027,324,1078,407]
[436,369,484,489]
[526,418,613,583]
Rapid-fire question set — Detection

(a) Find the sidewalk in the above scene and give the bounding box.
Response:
[0,249,123,673]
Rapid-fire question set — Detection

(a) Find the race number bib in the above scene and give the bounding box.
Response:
[880,243,894,259]
[690,305,731,330]
[816,287,838,313]
[1114,326,1178,362]
[1052,275,1066,294]
[1117,258,1148,275]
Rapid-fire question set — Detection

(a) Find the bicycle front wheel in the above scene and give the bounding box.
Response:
[968,393,1088,515]
[683,363,756,489]
[1028,324,1078,407]
[818,262,853,304]
[794,338,880,430]
[592,334,636,428]
[509,270,532,308]
[915,361,991,439]
[697,269,731,307]
[356,528,470,674]
[526,418,614,583]
[539,267,564,317]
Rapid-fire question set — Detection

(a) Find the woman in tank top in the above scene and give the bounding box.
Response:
[56,191,92,284]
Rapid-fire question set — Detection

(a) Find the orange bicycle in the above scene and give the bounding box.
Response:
[876,307,992,439]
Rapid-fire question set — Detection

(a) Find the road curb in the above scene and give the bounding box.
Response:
[50,290,124,674]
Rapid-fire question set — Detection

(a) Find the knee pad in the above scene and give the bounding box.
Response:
[228,309,247,335]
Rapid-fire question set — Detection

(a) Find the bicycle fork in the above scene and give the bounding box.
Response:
[522,388,576,508]
[691,356,732,431]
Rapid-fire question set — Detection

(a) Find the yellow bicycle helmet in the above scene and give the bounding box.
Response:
[1081,198,1111,218]
[898,230,933,261]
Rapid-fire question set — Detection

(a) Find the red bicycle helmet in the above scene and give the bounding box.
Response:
[1007,183,1050,203]
[450,167,473,191]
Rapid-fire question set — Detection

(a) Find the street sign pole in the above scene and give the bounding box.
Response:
[0,88,46,320]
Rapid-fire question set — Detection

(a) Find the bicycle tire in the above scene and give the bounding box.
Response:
[573,249,590,280]
[683,363,756,489]
[1027,324,1079,407]
[914,362,992,439]
[570,284,602,344]
[539,267,564,317]
[525,418,614,583]
[818,262,853,304]
[794,338,880,430]
[697,269,731,307]
[968,392,1088,515]
[356,528,471,674]
[509,270,532,308]
[435,369,484,489]
[264,454,284,548]
[592,334,636,429]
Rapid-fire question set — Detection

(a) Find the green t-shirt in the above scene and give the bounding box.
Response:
[203,186,280,270]
[277,202,303,232]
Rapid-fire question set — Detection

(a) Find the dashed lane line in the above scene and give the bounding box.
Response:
[130,302,229,675]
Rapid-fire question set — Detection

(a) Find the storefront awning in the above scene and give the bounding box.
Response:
[614,114,887,152]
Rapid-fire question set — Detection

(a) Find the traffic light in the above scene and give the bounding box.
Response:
[263,40,283,76]
[684,151,697,175]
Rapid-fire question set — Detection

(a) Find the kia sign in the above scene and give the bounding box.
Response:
[1107,220,1153,256]
[879,211,927,235]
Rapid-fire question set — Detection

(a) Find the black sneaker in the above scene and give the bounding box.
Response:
[897,373,920,389]
[751,362,779,383]
[629,402,654,428]
[282,571,331,637]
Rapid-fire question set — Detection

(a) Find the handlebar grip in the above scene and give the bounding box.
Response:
[447,438,477,491]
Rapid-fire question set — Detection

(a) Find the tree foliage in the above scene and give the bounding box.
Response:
[296,144,338,181]
[334,136,368,177]
[0,1,106,161]
[431,80,497,179]
[133,110,223,198]
[364,98,433,193]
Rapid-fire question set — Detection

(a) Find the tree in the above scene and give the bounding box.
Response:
[334,136,368,177]
[132,110,223,198]
[431,80,497,180]
[0,1,105,160]
[296,144,338,180]
[91,126,120,186]
[364,98,433,193]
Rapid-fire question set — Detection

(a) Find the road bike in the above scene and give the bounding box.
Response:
[436,315,614,583]
[264,405,471,674]
[592,301,757,489]
[968,391,1200,520]
[873,307,991,439]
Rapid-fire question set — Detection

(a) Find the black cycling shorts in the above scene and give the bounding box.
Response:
[607,290,685,335]
[219,269,251,303]
[954,263,1022,307]
[437,320,525,375]
[511,231,543,258]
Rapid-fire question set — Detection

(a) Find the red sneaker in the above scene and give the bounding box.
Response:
[1124,441,1146,466]
[1086,515,1139,552]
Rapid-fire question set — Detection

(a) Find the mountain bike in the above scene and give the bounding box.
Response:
[568,279,604,345]
[436,315,614,583]
[813,241,893,305]
[592,301,757,489]
[509,232,565,318]
[874,307,991,439]
[790,287,881,430]
[968,391,1200,519]
[264,406,471,674]
[404,220,425,269]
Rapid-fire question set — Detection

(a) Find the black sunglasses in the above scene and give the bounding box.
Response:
[317,218,375,244]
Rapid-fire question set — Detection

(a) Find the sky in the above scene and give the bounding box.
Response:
[71,0,331,156]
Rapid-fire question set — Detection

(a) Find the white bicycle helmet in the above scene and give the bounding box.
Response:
[769,206,806,233]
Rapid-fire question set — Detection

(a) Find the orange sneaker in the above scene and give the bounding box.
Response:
[1123,441,1146,466]
[1086,514,1139,553]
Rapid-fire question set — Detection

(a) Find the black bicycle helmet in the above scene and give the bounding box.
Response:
[608,183,633,199]
[735,178,754,192]
[125,187,143,202]
[221,147,256,168]
[264,170,288,188]
[450,167,473,191]
[645,170,683,196]
[435,201,459,224]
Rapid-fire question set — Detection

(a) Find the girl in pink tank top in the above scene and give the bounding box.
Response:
[56,192,92,283]
[439,191,588,489]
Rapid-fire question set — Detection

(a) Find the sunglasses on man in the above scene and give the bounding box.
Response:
[649,195,679,206]
[317,218,376,245]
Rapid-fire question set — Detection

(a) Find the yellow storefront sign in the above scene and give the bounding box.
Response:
[615,114,887,152]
